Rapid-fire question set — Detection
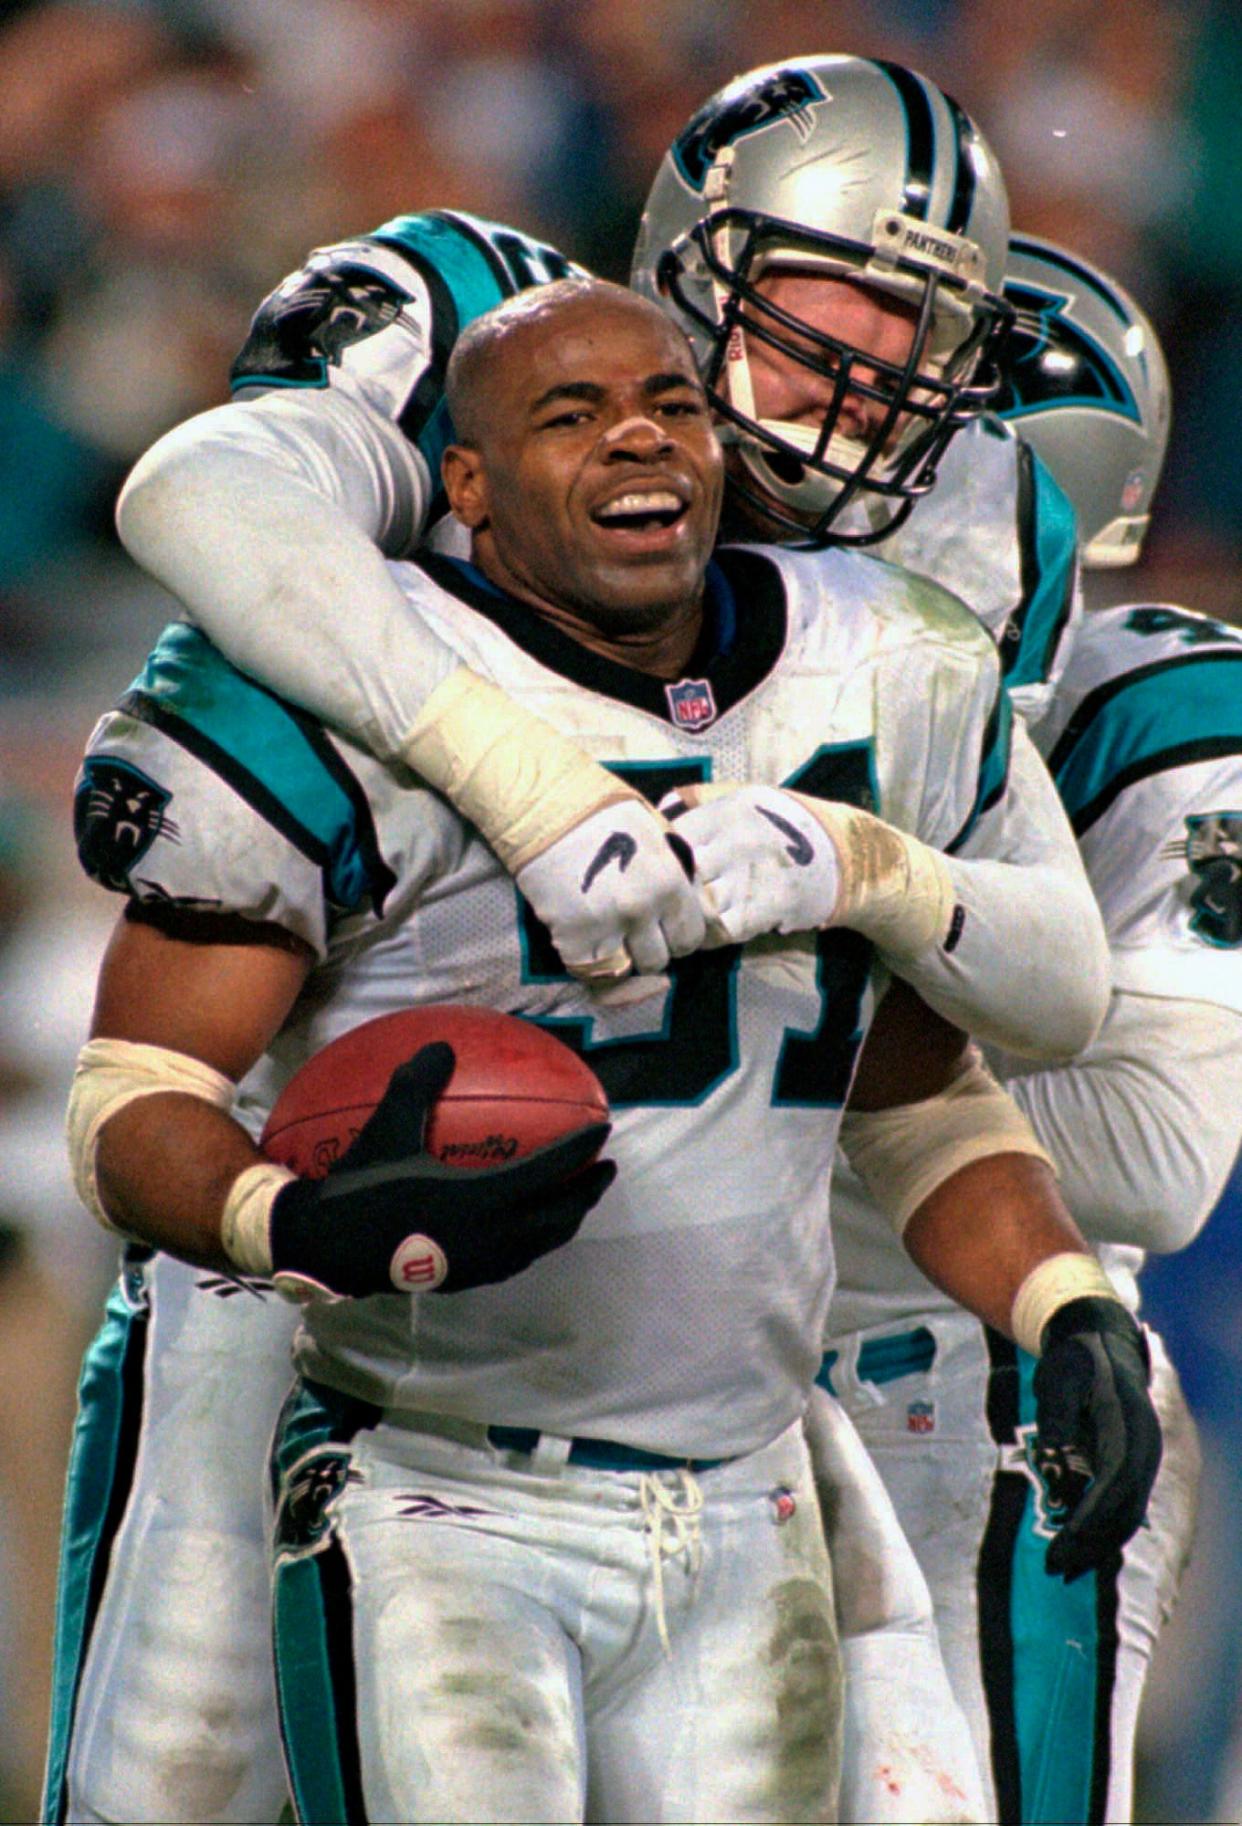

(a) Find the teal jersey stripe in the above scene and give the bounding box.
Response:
[1050,652,1242,835]
[126,625,386,912]
[42,1272,148,1824]
[1009,1353,1105,1824]
[948,681,1014,853]
[1003,448,1079,692]
[369,211,520,483]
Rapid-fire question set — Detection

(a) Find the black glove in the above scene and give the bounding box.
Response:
[1033,1296,1163,1583]
[269,1042,613,1301]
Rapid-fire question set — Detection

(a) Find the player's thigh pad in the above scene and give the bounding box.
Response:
[51,1253,297,1826]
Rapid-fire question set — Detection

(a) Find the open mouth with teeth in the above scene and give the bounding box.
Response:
[590,489,690,542]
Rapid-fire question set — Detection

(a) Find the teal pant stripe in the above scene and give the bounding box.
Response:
[273,1552,355,1826]
[271,1381,377,1823]
[1010,1353,1104,1824]
[41,1277,148,1824]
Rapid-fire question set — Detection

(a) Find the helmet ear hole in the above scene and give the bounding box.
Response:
[629,54,1012,544]
[998,235,1170,569]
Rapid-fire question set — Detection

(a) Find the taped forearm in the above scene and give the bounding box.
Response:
[788,797,955,959]
[67,1038,237,1231]
[403,670,639,872]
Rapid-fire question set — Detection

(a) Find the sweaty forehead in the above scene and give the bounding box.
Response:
[505,299,699,403]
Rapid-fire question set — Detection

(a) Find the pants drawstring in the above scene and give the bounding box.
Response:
[639,1469,704,1656]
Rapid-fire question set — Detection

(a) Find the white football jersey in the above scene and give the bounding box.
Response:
[830,601,1242,1335]
[882,415,1082,723]
[78,543,1012,1459]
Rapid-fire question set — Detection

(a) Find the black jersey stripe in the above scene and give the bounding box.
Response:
[1088,1554,1122,1823]
[368,237,460,456]
[942,92,979,235]
[1069,736,1242,838]
[1001,439,1077,685]
[874,60,935,219]
[320,1539,369,1824]
[1047,648,1242,774]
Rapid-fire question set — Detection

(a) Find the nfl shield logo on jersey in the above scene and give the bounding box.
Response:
[665,677,717,730]
[906,1399,936,1435]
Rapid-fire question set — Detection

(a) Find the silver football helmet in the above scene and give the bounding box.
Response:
[630,54,1012,544]
[998,235,1170,568]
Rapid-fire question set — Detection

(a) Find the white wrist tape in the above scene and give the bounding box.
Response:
[219,1160,294,1276]
[67,1038,236,1232]
[788,796,956,960]
[839,1053,1054,1234]
[1010,1251,1121,1357]
[402,666,639,874]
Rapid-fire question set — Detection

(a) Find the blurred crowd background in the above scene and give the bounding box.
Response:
[0,1,1238,1821]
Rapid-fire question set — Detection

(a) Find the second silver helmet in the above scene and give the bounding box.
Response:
[998,235,1171,568]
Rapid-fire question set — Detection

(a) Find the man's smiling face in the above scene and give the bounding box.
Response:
[445,289,724,637]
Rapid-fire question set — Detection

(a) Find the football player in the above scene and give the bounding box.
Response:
[66,280,1159,1825]
[45,56,1105,1825]
[823,237,1242,1824]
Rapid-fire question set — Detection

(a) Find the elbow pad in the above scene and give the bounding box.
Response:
[839,1054,1054,1234]
[66,1038,235,1231]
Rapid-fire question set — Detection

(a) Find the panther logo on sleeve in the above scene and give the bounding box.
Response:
[231,256,415,388]
[1184,812,1242,947]
[74,757,179,891]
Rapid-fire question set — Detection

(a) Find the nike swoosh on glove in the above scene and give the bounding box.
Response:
[270,1042,613,1301]
[1034,1296,1163,1582]
[517,798,704,981]
[659,783,840,945]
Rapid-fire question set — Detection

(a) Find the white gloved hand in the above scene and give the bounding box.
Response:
[517,799,705,982]
[660,783,841,945]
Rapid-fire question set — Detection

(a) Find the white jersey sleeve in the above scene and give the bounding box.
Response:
[878,416,1083,724]
[897,715,1109,1058]
[992,990,1241,1255]
[116,211,582,765]
[852,559,1108,1058]
[986,601,1242,1252]
[73,623,408,961]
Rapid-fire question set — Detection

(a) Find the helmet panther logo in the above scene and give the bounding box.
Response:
[997,283,1141,424]
[672,69,825,191]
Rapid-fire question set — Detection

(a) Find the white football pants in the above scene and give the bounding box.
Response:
[270,1390,843,1824]
[822,1311,1199,1825]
